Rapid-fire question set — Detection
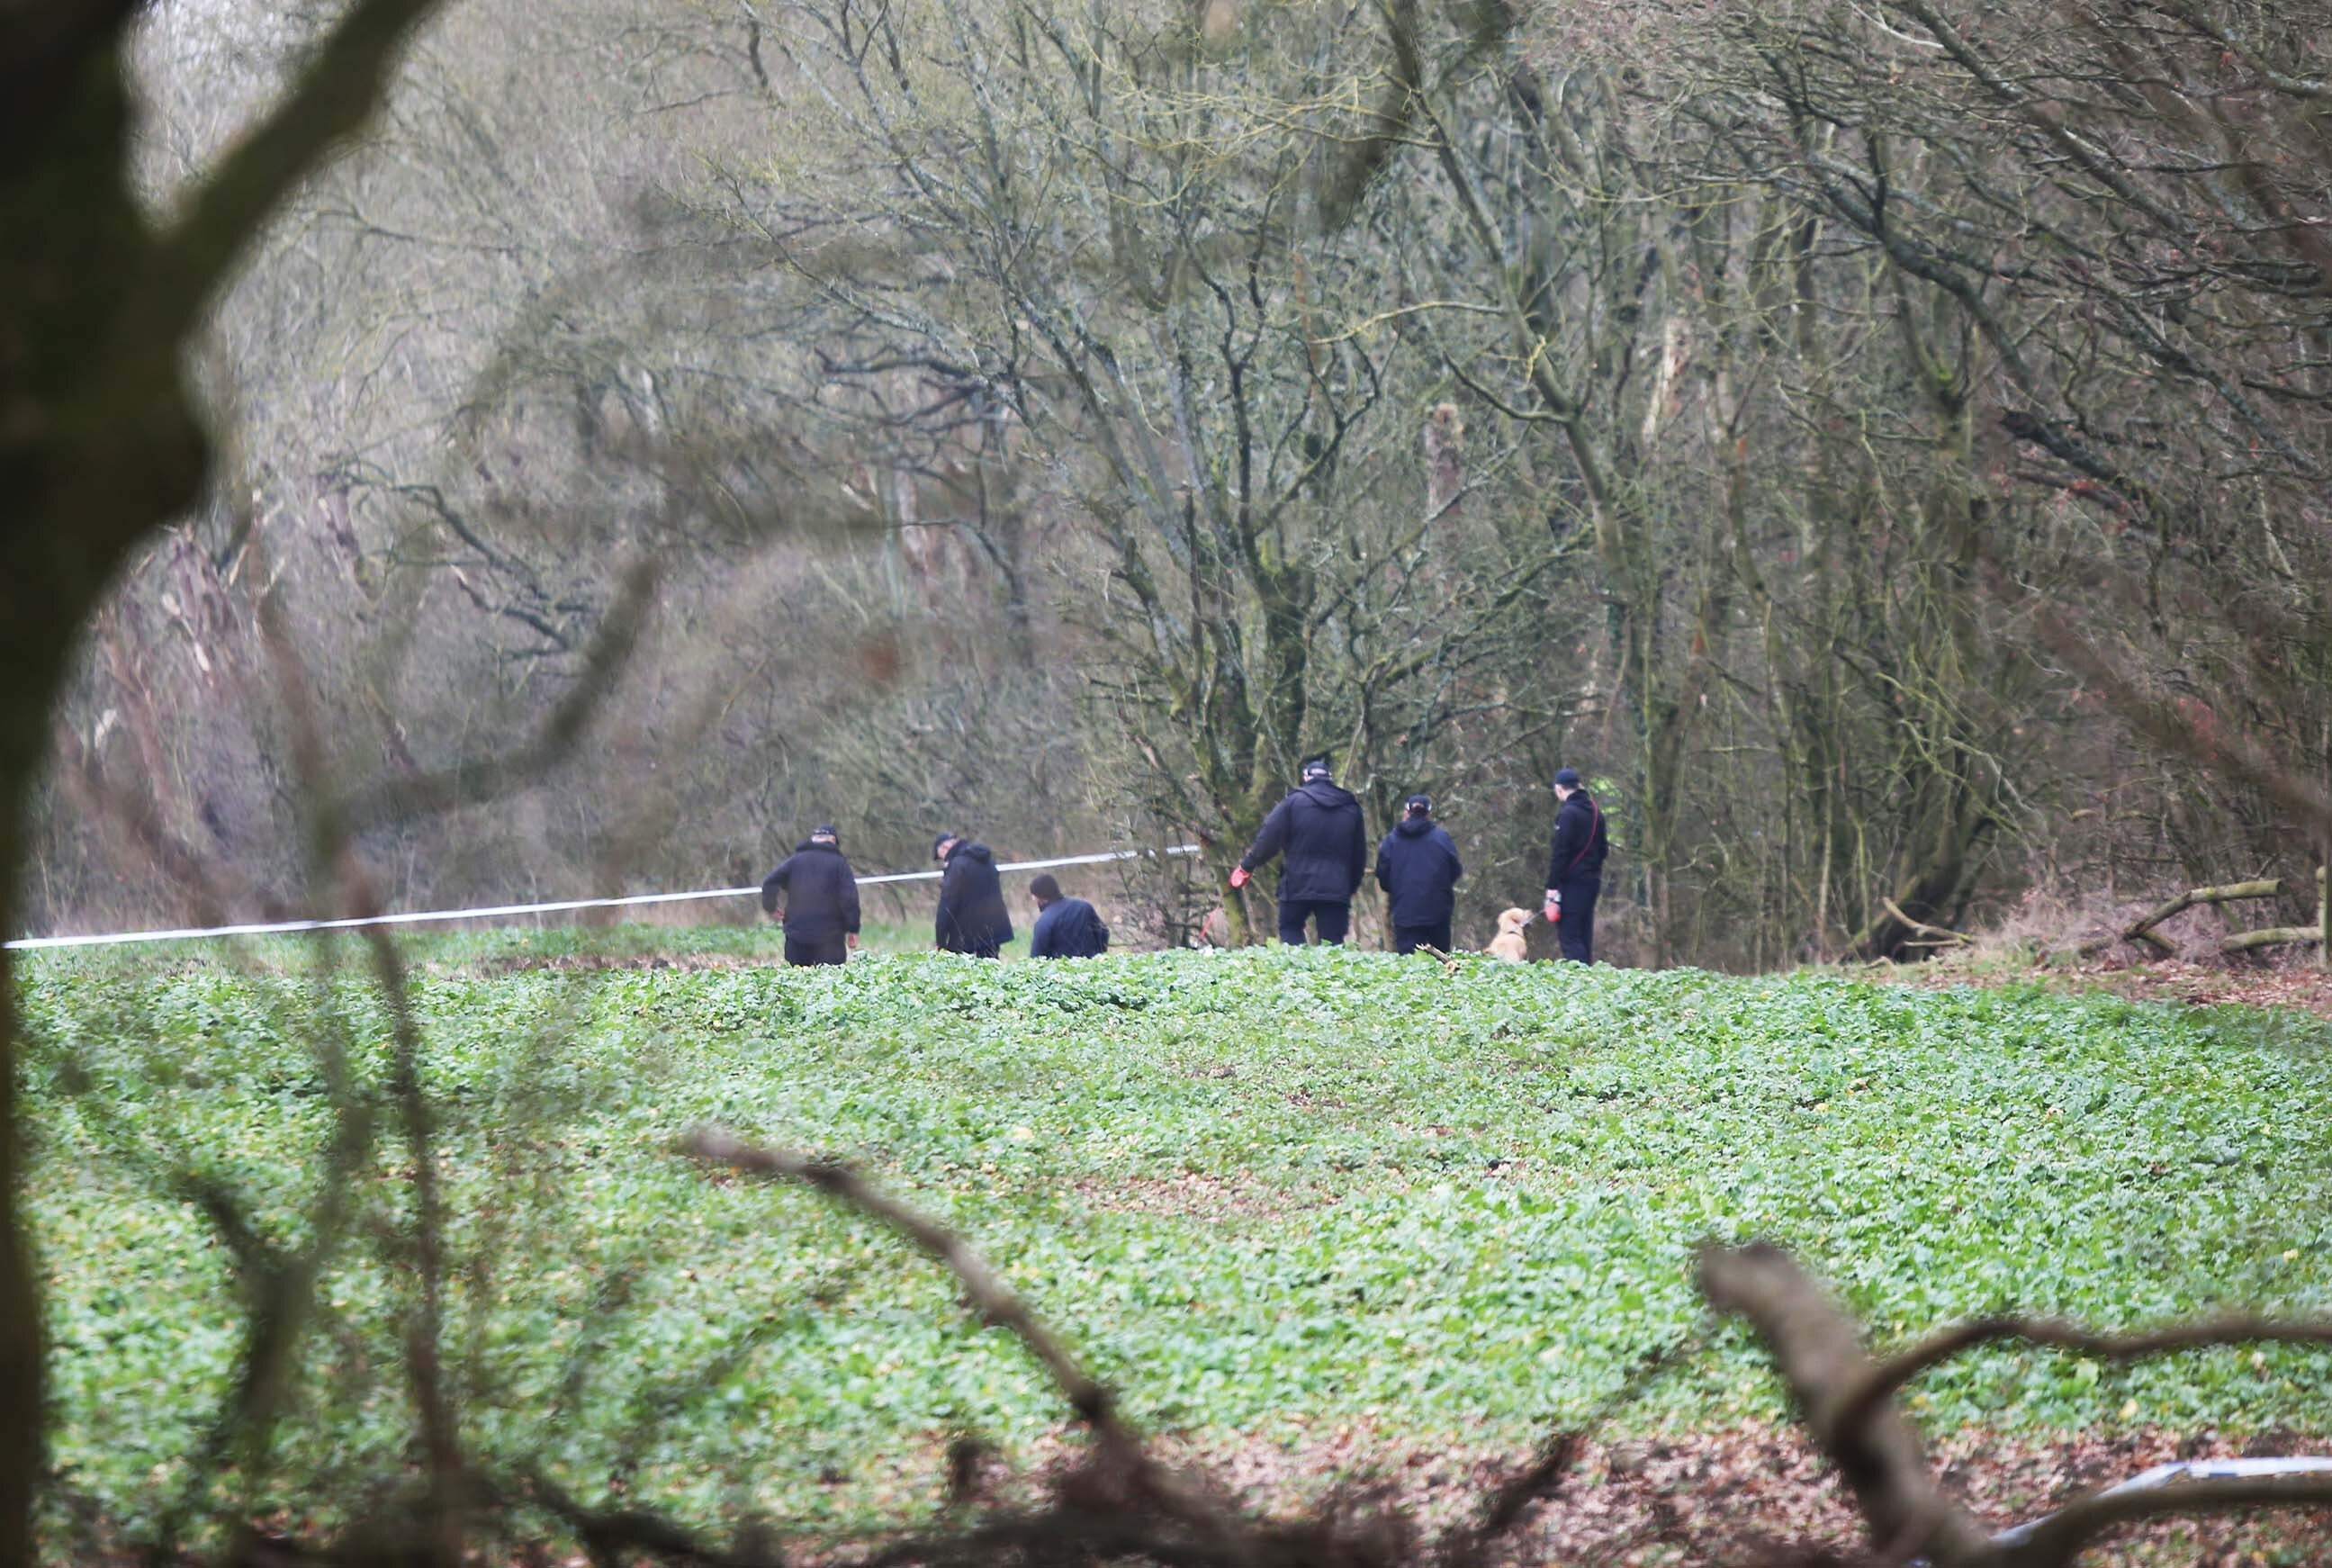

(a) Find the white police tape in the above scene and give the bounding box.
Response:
[5,843,1204,952]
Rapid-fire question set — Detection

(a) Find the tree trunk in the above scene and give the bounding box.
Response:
[2,61,200,1564]
[2303,868,2322,966]
[3,11,447,1557]
[0,781,38,1568]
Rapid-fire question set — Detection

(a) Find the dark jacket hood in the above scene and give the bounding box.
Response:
[1238,778,1368,903]
[936,841,1013,952]
[1374,814,1462,926]
[762,836,861,938]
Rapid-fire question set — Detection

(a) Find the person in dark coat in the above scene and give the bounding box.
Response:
[1542,768,1610,963]
[1229,755,1367,945]
[1374,793,1463,956]
[933,832,1013,958]
[761,824,860,967]
[1027,873,1110,960]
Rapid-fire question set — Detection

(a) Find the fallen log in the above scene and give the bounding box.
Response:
[1882,897,1973,948]
[2220,924,2324,956]
[2120,878,2283,956]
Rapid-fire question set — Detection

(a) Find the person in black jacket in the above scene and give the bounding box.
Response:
[1542,769,1610,963]
[1027,873,1110,960]
[1230,755,1367,945]
[761,824,861,966]
[932,832,1013,958]
[1374,793,1463,955]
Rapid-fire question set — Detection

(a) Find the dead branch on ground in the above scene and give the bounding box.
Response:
[2118,879,2284,955]
[1880,898,1972,948]
[680,1127,1607,1568]
[1701,1242,2332,1567]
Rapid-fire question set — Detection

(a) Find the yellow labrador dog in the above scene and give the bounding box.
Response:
[1486,907,1532,963]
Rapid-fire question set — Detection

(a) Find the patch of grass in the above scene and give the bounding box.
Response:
[19,941,2332,1542]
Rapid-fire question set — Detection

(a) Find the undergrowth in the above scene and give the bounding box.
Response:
[18,940,2332,1545]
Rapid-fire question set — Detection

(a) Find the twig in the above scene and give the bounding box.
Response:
[144,0,451,342]
[523,1467,772,1568]
[346,561,658,832]
[258,576,462,1567]
[680,1128,1119,1429]
[680,1130,1266,1559]
[1696,1244,1994,1564]
[1835,1314,2332,1444]
[2001,1474,2332,1568]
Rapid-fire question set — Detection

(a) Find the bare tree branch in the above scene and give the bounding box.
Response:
[1836,1314,2332,1445]
[1697,1242,1994,1564]
[2002,1474,2332,1568]
[144,0,450,341]
[344,560,658,831]
[680,1127,1121,1433]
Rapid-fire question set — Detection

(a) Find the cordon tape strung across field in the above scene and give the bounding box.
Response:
[5,843,1204,952]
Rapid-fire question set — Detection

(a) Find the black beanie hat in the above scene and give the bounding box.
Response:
[1301,754,1332,779]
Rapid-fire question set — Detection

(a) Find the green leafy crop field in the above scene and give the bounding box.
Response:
[20,941,2332,1540]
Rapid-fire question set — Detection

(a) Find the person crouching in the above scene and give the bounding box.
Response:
[1028,873,1110,959]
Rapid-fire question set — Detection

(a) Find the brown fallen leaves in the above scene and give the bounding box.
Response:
[787,1422,2324,1567]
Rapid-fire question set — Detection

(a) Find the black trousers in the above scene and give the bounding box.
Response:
[1555,877,1600,963]
[785,933,848,967]
[1393,921,1452,956]
[1275,897,1351,945]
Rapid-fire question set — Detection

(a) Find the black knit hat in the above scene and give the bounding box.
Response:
[812,824,839,841]
[1553,768,1581,789]
[933,832,959,857]
[1404,793,1431,815]
[1301,754,1332,779]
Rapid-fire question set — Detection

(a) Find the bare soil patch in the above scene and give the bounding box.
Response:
[1071,1170,1338,1221]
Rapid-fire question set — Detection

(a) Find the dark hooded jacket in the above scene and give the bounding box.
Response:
[1239,779,1367,904]
[1374,815,1463,928]
[936,840,1014,952]
[1545,789,1610,888]
[1029,896,1110,960]
[761,839,861,943]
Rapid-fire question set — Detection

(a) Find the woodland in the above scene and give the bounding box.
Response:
[19,0,2332,966]
[5,1,2332,1565]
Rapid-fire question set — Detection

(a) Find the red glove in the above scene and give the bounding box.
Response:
[1229,866,1251,889]
[1543,891,1561,924]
